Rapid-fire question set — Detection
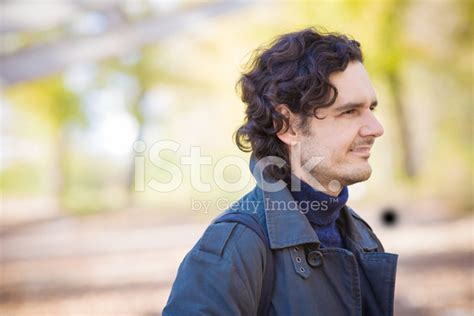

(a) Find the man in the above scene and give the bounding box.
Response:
[163,28,398,315]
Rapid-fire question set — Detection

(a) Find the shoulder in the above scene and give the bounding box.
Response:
[188,186,267,263]
[192,215,267,266]
[165,208,267,314]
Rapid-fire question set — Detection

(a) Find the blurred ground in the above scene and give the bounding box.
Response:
[0,205,473,316]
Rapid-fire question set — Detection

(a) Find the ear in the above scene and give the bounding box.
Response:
[274,104,299,145]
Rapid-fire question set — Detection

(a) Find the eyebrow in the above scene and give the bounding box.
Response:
[334,100,378,112]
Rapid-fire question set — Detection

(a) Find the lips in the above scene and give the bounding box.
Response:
[350,146,371,157]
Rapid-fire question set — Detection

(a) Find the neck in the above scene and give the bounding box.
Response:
[291,171,342,197]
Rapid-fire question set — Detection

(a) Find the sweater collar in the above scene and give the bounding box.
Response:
[289,177,349,226]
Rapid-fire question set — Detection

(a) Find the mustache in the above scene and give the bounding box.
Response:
[350,139,375,149]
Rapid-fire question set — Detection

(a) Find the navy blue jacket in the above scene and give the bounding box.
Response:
[163,162,398,315]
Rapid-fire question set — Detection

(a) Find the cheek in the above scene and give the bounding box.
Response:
[315,121,349,144]
[325,137,356,165]
[321,133,352,155]
[302,123,354,158]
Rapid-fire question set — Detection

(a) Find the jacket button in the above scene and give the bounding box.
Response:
[307,250,323,268]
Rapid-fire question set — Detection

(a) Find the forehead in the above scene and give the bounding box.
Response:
[328,61,376,104]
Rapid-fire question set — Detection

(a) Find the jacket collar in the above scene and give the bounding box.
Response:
[249,155,379,252]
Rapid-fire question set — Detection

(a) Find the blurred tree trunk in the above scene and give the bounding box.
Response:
[126,88,146,208]
[52,130,68,212]
[386,71,416,177]
[378,0,417,178]
[5,76,85,213]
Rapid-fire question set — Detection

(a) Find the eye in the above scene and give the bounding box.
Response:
[370,106,377,112]
[342,109,357,115]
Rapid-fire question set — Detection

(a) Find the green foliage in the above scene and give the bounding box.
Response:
[5,75,86,132]
[0,163,46,195]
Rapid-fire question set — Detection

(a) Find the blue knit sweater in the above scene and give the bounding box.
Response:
[290,179,348,249]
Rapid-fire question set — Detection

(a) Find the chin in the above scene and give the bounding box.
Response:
[340,164,372,186]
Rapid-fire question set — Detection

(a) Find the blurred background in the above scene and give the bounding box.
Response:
[0,1,472,315]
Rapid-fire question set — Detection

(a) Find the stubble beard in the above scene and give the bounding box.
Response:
[309,156,373,189]
[296,134,374,191]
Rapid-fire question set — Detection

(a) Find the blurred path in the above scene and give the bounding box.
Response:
[1,210,208,316]
[0,210,472,316]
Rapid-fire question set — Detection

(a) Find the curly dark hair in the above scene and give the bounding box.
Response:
[234,27,363,181]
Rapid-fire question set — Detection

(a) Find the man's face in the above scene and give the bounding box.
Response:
[295,61,384,191]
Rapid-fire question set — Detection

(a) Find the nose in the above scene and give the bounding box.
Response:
[359,111,384,138]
